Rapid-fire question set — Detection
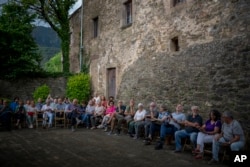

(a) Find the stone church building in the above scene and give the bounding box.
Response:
[69,0,250,119]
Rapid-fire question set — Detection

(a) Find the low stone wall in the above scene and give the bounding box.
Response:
[0,77,67,101]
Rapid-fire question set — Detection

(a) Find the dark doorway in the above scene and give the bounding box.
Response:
[107,68,116,98]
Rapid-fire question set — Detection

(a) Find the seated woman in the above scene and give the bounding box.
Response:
[144,104,170,145]
[193,109,221,159]
[128,103,146,139]
[155,104,186,150]
[97,100,116,131]
[26,100,37,129]
[90,100,105,129]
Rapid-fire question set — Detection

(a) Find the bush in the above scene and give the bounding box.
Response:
[33,84,50,102]
[66,73,91,102]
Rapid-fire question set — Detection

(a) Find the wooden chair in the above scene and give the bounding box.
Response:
[54,110,66,128]
[35,111,44,128]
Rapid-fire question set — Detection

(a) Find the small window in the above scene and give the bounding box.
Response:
[93,17,98,38]
[171,37,179,52]
[173,0,185,7]
[124,0,132,25]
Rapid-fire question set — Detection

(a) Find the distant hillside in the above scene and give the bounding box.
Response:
[32,26,61,66]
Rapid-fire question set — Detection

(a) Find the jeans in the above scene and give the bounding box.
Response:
[134,121,144,138]
[160,124,177,141]
[82,113,93,127]
[43,112,54,126]
[144,121,151,138]
[149,122,161,139]
[27,115,36,126]
[212,135,245,161]
[175,129,198,151]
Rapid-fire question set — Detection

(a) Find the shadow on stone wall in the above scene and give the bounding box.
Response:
[117,35,250,129]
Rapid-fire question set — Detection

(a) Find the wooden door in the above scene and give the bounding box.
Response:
[107,68,116,98]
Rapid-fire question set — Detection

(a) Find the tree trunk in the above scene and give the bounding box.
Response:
[60,27,70,73]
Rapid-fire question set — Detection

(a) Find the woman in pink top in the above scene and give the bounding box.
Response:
[97,101,116,131]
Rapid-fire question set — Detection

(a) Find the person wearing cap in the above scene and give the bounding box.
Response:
[144,104,170,145]
[208,111,245,165]
[128,103,147,139]
[174,106,203,153]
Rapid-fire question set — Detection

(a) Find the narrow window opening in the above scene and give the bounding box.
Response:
[93,17,98,38]
[171,37,179,52]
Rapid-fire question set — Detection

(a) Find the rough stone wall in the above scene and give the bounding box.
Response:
[81,0,250,126]
[0,77,67,101]
[69,7,81,73]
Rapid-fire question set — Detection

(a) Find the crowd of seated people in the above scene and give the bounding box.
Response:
[0,94,246,165]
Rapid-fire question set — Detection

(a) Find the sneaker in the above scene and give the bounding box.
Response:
[104,127,108,132]
[155,141,163,150]
[133,136,138,140]
[173,149,182,153]
[76,118,81,125]
[208,159,218,165]
[97,125,104,129]
[30,125,33,129]
[29,125,32,129]
[108,131,113,135]
[90,127,96,130]
[71,126,75,132]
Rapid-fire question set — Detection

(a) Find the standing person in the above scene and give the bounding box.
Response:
[193,109,221,159]
[155,104,186,150]
[208,111,245,165]
[174,106,203,153]
[26,100,37,129]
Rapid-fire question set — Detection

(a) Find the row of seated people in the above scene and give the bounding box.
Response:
[0,96,246,165]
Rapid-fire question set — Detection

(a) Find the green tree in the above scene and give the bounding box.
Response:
[33,84,50,102]
[20,0,77,73]
[44,52,62,72]
[66,74,91,102]
[0,2,42,79]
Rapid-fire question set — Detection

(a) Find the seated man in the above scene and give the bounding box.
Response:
[155,104,186,150]
[14,100,26,129]
[82,100,95,129]
[144,102,159,139]
[124,99,136,131]
[66,99,81,131]
[0,100,12,131]
[174,106,203,153]
[108,100,126,135]
[208,111,245,165]
[41,100,54,128]
[144,104,170,144]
